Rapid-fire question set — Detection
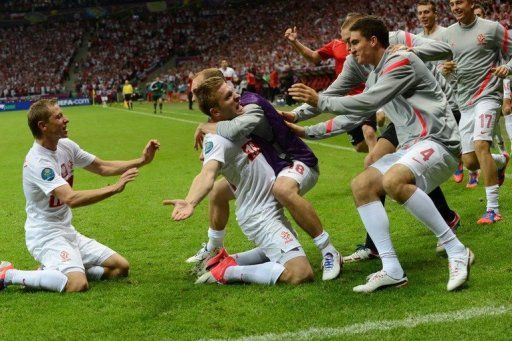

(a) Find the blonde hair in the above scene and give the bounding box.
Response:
[28,98,58,138]
[194,76,225,116]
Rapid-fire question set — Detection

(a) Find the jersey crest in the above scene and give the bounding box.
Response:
[204,141,213,154]
[41,168,55,181]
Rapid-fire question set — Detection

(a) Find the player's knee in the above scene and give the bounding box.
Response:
[473,140,491,154]
[65,277,89,292]
[272,181,299,205]
[351,173,373,195]
[382,172,403,197]
[353,141,369,153]
[115,258,130,277]
[462,154,479,171]
[281,266,313,285]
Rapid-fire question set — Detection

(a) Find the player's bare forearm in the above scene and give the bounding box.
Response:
[86,140,160,176]
[291,41,322,64]
[53,168,138,208]
[183,164,219,208]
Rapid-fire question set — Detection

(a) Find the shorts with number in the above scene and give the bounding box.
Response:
[32,230,116,274]
[242,209,306,265]
[277,160,318,195]
[370,139,458,194]
[459,99,500,154]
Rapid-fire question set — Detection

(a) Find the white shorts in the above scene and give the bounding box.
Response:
[242,209,306,265]
[32,231,116,274]
[277,161,318,195]
[459,99,501,154]
[371,139,458,194]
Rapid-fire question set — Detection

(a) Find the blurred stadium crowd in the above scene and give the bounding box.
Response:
[0,0,509,102]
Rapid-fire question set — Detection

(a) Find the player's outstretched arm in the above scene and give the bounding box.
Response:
[53,168,138,208]
[284,26,322,64]
[85,139,160,176]
[163,160,220,221]
[288,83,319,107]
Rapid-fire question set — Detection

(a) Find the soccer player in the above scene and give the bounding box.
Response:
[188,69,342,281]
[415,0,471,185]
[164,77,314,286]
[285,16,461,262]
[284,17,378,153]
[122,80,134,110]
[288,16,473,292]
[219,60,238,89]
[0,99,159,293]
[412,0,512,224]
[149,77,166,114]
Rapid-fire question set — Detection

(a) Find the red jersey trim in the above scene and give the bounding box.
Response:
[382,59,411,75]
[467,65,494,106]
[326,119,335,134]
[413,107,428,137]
[405,32,413,48]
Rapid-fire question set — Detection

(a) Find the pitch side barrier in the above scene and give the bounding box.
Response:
[0,97,91,112]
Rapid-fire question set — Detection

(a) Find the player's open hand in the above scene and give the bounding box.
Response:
[288,83,319,107]
[441,61,457,76]
[491,65,511,79]
[284,26,298,42]
[162,199,194,221]
[141,139,160,165]
[115,167,138,192]
[278,110,297,123]
[284,121,306,138]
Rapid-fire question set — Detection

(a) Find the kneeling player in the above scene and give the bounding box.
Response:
[0,99,159,293]
[164,77,313,285]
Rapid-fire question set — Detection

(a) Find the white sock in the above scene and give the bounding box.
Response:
[6,269,68,292]
[312,231,337,256]
[357,201,403,279]
[207,227,225,251]
[403,188,466,259]
[485,185,499,212]
[233,248,269,265]
[86,266,105,281]
[504,115,512,142]
[492,153,506,168]
[224,262,285,285]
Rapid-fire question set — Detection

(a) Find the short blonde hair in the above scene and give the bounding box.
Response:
[194,76,225,116]
[28,98,58,138]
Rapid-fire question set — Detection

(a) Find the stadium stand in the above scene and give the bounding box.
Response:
[0,0,509,101]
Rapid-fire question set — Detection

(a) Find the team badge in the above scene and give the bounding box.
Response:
[41,168,55,181]
[204,141,213,154]
[476,34,486,46]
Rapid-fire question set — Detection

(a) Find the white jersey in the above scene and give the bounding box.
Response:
[220,67,237,88]
[23,139,95,252]
[202,133,277,237]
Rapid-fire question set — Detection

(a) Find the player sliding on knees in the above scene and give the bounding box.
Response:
[186,68,341,281]
[0,99,159,293]
[164,76,314,285]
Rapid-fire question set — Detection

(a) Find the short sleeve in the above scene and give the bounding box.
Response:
[25,160,68,196]
[202,135,226,166]
[64,139,96,167]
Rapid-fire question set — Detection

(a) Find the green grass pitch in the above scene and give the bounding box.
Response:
[0,101,511,339]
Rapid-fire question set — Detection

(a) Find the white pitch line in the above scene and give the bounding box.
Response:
[106,106,353,152]
[203,305,511,341]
